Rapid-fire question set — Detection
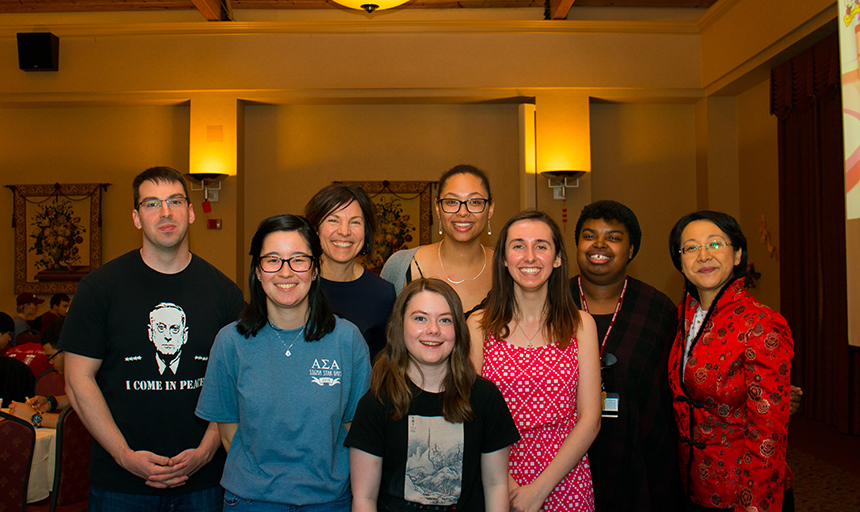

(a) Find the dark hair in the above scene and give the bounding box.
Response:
[132,166,189,209]
[668,210,748,300]
[481,210,581,349]
[304,184,378,257]
[42,317,64,348]
[0,312,13,335]
[372,278,476,423]
[236,214,335,341]
[438,164,492,202]
[574,200,642,262]
[50,293,70,308]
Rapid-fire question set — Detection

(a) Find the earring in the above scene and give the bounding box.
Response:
[488,219,492,236]
[439,219,443,235]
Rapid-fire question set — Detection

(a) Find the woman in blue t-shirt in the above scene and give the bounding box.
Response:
[346,278,519,512]
[196,214,371,511]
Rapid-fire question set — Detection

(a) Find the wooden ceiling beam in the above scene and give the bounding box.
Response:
[548,0,574,19]
[0,0,196,13]
[190,0,229,19]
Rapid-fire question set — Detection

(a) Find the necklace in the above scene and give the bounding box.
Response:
[437,239,487,285]
[270,322,304,357]
[516,321,542,348]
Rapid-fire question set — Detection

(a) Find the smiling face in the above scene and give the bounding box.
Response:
[404,290,456,372]
[436,173,494,243]
[576,218,634,286]
[256,230,317,318]
[317,200,365,265]
[504,219,562,293]
[679,220,742,308]
[132,179,194,253]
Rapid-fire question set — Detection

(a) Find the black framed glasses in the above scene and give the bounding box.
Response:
[679,240,732,256]
[259,254,313,273]
[137,197,189,211]
[438,198,489,214]
[47,349,64,362]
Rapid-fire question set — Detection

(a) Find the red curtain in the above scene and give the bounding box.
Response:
[771,32,860,435]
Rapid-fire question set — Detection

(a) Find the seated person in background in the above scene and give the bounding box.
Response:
[14,292,44,344]
[5,326,52,379]
[8,318,68,429]
[0,312,14,354]
[40,293,70,334]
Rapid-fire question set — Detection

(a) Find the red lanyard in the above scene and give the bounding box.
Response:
[577,275,627,358]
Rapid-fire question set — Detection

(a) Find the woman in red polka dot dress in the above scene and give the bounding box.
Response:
[470,211,602,512]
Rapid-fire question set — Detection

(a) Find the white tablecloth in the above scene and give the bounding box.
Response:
[27,428,57,503]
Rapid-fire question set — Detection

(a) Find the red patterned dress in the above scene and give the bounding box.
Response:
[482,333,595,512]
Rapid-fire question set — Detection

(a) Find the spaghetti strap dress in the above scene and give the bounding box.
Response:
[482,332,595,512]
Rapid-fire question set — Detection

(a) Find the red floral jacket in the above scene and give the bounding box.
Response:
[668,279,793,511]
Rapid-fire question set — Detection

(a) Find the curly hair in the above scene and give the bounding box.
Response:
[574,200,642,262]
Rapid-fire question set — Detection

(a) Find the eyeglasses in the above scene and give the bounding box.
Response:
[679,240,733,256]
[47,349,64,362]
[137,197,189,211]
[259,254,313,273]
[438,198,489,214]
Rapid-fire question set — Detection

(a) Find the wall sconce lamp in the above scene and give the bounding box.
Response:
[331,0,409,13]
[541,170,587,200]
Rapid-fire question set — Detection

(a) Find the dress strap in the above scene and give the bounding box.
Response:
[412,254,425,278]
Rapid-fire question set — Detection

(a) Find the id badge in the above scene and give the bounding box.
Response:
[601,391,620,418]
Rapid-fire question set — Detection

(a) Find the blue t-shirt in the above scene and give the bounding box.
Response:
[196,317,371,505]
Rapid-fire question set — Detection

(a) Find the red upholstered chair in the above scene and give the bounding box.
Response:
[48,407,91,512]
[35,370,65,398]
[14,332,42,347]
[0,410,36,512]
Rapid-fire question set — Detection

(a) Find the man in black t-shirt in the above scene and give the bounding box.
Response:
[59,167,245,512]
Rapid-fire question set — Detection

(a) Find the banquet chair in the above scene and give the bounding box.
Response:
[47,407,91,512]
[15,331,42,347]
[0,356,37,405]
[35,370,65,398]
[0,411,36,512]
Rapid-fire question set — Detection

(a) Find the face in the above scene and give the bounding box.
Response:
[56,300,70,316]
[149,306,188,356]
[44,345,65,375]
[436,173,494,242]
[0,332,10,351]
[679,220,742,302]
[404,291,456,370]
[24,303,39,316]
[132,180,195,252]
[576,219,634,285]
[256,230,317,316]
[317,201,365,265]
[504,220,562,292]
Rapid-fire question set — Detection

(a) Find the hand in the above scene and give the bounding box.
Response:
[8,400,37,422]
[27,395,51,413]
[144,446,215,489]
[509,482,549,512]
[116,449,174,488]
[790,386,802,416]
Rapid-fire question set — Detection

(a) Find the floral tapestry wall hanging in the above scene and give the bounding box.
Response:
[6,183,110,294]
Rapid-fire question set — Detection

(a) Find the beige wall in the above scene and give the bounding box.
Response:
[587,102,698,301]
[241,102,521,289]
[737,78,781,311]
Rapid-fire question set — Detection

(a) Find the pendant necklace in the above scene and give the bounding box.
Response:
[516,321,542,348]
[270,322,304,357]
[438,239,487,285]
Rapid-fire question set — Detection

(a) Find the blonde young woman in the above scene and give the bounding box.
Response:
[471,210,602,512]
[381,165,494,318]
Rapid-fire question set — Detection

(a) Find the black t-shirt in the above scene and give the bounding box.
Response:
[345,376,519,511]
[320,268,395,361]
[59,250,245,495]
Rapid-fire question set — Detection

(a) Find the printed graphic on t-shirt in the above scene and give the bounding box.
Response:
[122,302,206,392]
[309,358,342,386]
[405,415,463,506]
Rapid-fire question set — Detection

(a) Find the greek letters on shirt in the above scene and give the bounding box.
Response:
[309,358,342,386]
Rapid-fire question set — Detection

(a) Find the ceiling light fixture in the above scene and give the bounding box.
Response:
[331,0,408,13]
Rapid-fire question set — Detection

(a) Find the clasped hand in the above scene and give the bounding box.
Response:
[119,446,212,489]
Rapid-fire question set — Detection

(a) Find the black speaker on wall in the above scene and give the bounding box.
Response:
[17,32,59,72]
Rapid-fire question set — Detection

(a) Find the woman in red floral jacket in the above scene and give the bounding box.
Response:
[667,211,794,512]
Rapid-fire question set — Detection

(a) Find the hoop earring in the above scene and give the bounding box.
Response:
[439,219,443,236]
[488,219,492,236]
